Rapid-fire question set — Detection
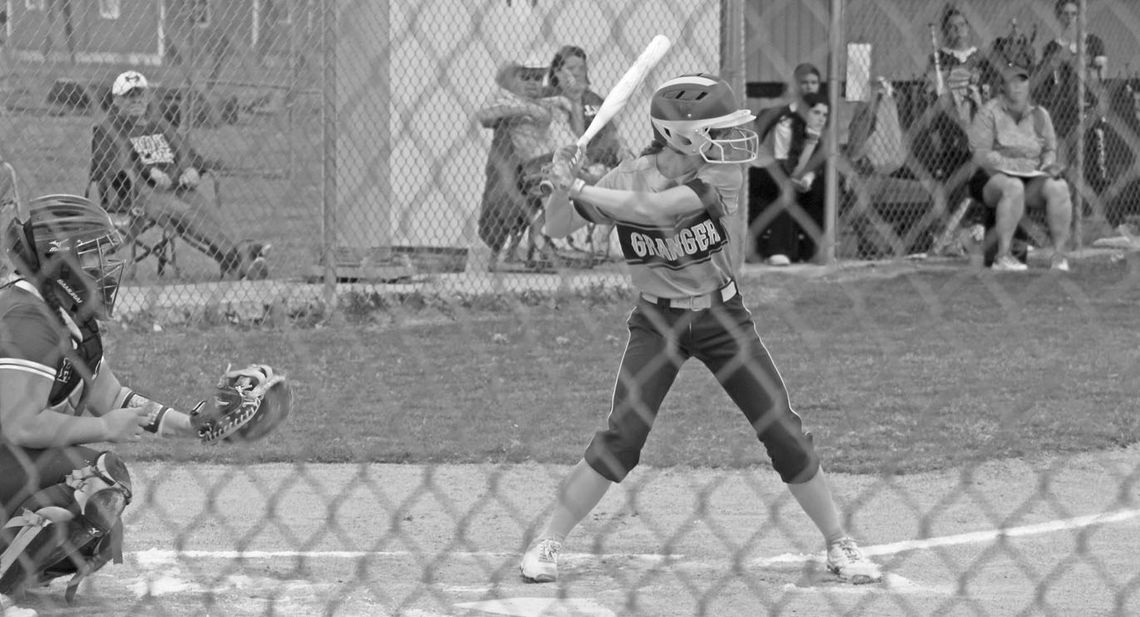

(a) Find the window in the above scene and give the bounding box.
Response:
[98,0,121,20]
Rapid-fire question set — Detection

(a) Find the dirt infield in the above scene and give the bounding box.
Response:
[13,443,1138,616]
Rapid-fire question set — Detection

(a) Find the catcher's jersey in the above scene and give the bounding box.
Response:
[0,281,103,413]
[574,155,742,298]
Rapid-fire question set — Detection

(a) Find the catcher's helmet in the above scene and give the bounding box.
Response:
[5,194,124,319]
[649,73,758,163]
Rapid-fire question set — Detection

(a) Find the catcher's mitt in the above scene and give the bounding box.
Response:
[191,364,293,444]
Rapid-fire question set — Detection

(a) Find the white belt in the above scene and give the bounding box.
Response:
[641,280,738,310]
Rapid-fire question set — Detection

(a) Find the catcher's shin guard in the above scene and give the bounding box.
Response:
[0,506,74,594]
[0,452,132,600]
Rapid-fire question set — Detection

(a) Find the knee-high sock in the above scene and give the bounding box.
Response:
[786,467,846,545]
[540,460,612,543]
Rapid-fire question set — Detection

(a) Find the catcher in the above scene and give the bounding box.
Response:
[0,192,290,606]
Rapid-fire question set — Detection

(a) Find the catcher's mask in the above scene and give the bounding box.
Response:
[649,73,759,164]
[5,194,124,320]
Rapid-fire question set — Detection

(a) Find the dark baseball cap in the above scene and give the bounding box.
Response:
[1004,60,1032,79]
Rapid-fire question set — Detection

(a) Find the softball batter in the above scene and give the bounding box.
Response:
[520,73,882,585]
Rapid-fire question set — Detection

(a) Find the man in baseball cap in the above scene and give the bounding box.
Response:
[1002,59,1032,81]
[89,70,271,280]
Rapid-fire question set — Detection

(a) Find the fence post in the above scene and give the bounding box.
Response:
[321,0,337,308]
[720,0,747,269]
[1073,0,1086,250]
[822,0,844,266]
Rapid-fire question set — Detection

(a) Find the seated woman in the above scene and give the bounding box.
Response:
[750,89,829,265]
[967,60,1072,272]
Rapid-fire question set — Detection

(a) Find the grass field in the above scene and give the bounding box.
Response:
[104,256,1140,476]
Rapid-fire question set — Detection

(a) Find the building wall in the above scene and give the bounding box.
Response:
[344,0,722,249]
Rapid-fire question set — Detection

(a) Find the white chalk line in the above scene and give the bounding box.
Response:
[129,507,1140,565]
[750,506,1140,568]
[116,509,1140,613]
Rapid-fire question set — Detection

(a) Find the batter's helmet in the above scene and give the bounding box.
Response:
[649,73,758,163]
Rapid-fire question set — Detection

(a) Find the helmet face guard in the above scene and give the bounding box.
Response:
[652,113,760,163]
[46,237,125,320]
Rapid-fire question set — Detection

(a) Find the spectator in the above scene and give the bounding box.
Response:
[968,60,1072,272]
[547,45,629,259]
[475,58,577,270]
[478,59,577,168]
[547,45,627,172]
[928,4,988,125]
[87,71,269,280]
[914,4,990,187]
[1092,82,1140,246]
[1034,0,1108,166]
[748,63,828,265]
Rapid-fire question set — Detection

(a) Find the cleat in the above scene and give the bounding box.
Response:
[520,538,561,583]
[991,255,1028,272]
[826,537,882,585]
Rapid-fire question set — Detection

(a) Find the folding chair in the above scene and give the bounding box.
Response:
[90,169,222,279]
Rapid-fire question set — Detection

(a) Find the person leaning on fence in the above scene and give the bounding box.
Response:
[914,4,990,189]
[520,72,883,587]
[87,71,269,280]
[747,63,828,266]
[1033,0,1108,167]
[967,59,1072,272]
[0,195,225,609]
[475,58,577,270]
[546,44,631,260]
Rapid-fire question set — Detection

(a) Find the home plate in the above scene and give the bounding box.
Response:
[455,597,616,616]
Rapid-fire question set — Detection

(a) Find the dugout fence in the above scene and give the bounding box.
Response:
[0,1,1137,616]
[1,0,1137,310]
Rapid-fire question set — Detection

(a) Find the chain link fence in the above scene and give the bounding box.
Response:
[778,0,1140,262]
[0,0,1137,616]
[1,0,1139,301]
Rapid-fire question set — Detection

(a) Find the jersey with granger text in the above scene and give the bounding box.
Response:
[573,155,742,298]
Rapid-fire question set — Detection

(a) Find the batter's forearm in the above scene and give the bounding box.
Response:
[573,184,700,222]
[542,189,588,238]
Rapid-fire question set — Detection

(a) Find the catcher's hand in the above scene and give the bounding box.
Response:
[191,364,293,444]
